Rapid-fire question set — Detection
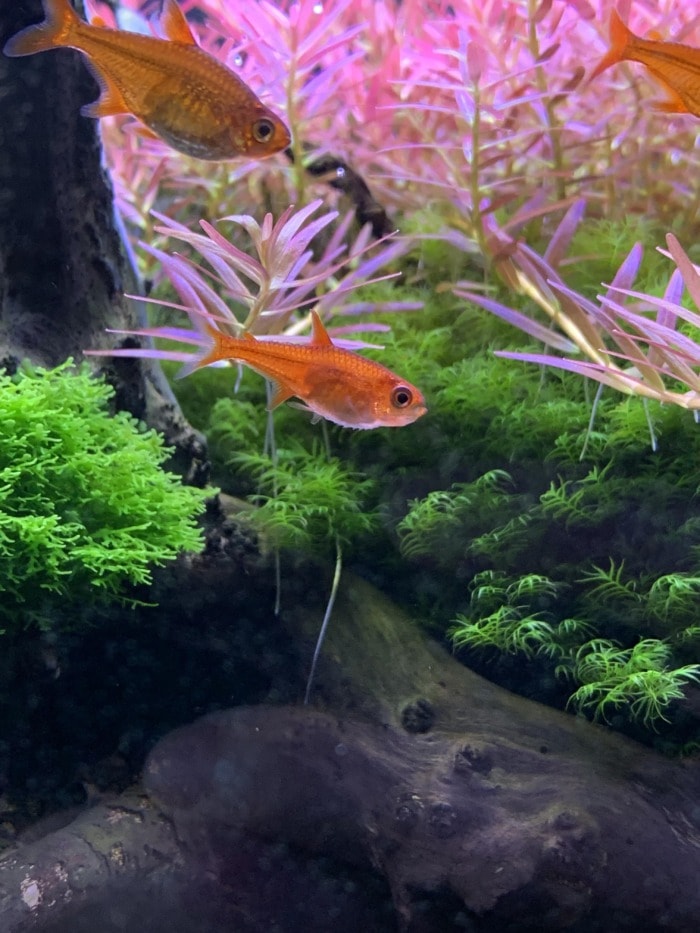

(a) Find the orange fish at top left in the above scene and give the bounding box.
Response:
[3,0,291,160]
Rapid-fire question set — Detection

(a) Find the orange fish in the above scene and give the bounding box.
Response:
[590,9,700,117]
[190,311,427,429]
[3,0,291,160]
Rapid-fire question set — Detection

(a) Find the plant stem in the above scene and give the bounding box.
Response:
[304,537,343,705]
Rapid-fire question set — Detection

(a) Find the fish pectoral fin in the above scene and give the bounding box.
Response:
[267,382,296,410]
[160,0,198,45]
[286,400,318,421]
[81,76,130,118]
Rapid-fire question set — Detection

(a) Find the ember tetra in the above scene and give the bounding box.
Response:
[4,0,291,160]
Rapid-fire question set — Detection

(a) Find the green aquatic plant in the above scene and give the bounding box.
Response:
[0,361,208,632]
[449,571,588,660]
[232,443,377,553]
[230,440,378,704]
[450,568,700,727]
[397,470,523,565]
[565,639,700,727]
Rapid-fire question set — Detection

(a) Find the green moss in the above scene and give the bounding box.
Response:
[565,215,669,298]
[0,361,209,631]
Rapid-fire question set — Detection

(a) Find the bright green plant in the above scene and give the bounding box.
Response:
[231,442,378,553]
[564,640,700,727]
[449,569,700,728]
[0,361,209,631]
[450,570,594,660]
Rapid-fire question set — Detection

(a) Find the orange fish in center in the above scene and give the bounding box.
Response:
[590,9,700,118]
[186,311,427,429]
[3,0,291,160]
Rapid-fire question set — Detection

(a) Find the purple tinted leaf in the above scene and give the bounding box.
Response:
[604,243,644,299]
[455,289,577,352]
[544,199,586,269]
[665,233,700,311]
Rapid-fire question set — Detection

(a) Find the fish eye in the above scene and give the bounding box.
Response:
[252,119,275,142]
[391,386,413,409]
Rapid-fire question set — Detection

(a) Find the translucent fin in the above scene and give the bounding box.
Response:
[160,0,198,45]
[652,89,689,114]
[310,310,334,347]
[80,75,130,118]
[4,0,80,57]
[588,9,632,82]
[268,381,295,410]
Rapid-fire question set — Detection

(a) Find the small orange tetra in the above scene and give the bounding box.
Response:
[4,0,291,160]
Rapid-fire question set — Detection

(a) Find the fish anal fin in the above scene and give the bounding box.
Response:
[652,92,688,114]
[80,65,130,117]
[310,310,334,347]
[160,0,198,45]
[81,84,130,118]
[268,381,296,410]
[130,124,162,141]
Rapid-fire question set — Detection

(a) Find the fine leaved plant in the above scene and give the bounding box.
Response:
[0,361,209,632]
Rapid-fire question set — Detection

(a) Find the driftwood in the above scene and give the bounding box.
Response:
[2,562,700,931]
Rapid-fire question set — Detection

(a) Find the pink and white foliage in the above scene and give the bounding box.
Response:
[98,0,700,237]
[87,1,700,407]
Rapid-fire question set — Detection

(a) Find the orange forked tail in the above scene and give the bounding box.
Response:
[3,0,80,57]
[588,9,633,82]
[177,323,254,378]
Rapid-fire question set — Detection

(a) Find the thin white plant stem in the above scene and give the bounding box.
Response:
[304,537,343,705]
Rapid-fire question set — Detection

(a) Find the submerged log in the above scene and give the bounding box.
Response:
[142,573,700,931]
[1,565,699,931]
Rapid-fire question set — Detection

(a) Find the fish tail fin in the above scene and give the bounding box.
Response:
[176,324,244,379]
[4,0,81,57]
[588,9,633,82]
[176,324,223,379]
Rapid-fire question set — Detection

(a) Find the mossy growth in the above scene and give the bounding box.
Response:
[0,361,209,632]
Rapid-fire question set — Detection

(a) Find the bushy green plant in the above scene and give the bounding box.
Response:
[564,640,700,727]
[0,362,209,631]
[231,442,378,554]
[449,570,700,728]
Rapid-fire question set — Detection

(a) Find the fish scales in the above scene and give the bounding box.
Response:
[70,25,259,112]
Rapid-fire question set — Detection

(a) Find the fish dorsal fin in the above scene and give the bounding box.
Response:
[310,310,334,347]
[160,0,198,45]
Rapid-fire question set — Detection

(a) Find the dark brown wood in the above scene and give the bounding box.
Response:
[142,574,700,932]
[2,562,699,931]
[0,0,204,466]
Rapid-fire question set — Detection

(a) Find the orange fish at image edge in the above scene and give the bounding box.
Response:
[186,311,427,430]
[3,0,291,160]
[590,9,700,118]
